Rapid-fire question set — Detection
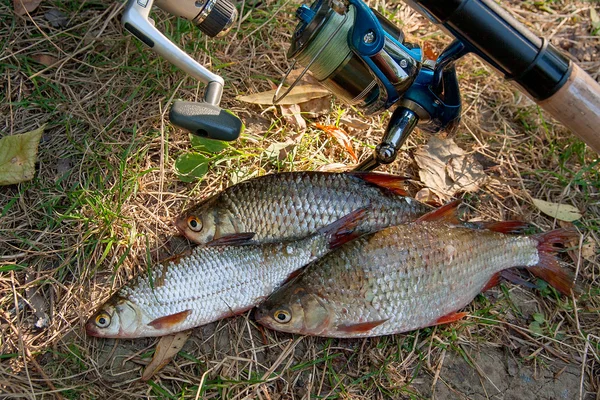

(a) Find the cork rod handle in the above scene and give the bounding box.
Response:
[537,64,600,154]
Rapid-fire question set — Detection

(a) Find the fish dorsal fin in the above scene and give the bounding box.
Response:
[336,319,388,334]
[350,172,408,196]
[205,232,256,246]
[149,310,191,330]
[416,199,461,224]
[317,207,368,249]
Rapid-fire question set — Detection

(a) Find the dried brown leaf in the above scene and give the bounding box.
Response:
[31,54,59,67]
[280,103,306,131]
[414,137,487,200]
[237,85,330,105]
[316,163,351,172]
[141,330,191,382]
[581,240,597,261]
[340,117,370,130]
[298,96,331,118]
[13,0,42,15]
[316,124,358,162]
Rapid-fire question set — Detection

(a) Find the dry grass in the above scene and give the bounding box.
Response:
[1,0,599,398]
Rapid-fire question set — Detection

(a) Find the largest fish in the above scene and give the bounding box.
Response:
[86,208,365,338]
[256,201,578,338]
[175,171,431,244]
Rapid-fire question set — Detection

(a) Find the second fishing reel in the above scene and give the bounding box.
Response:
[275,0,465,170]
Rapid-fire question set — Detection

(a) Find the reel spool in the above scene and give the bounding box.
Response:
[275,0,463,170]
[275,0,422,114]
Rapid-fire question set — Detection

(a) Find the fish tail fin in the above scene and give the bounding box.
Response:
[317,207,367,249]
[350,172,409,196]
[528,228,579,296]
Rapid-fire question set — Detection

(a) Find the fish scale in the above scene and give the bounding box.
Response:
[256,218,575,339]
[175,172,431,244]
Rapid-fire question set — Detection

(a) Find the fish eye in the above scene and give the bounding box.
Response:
[187,216,202,232]
[95,312,111,328]
[273,310,291,324]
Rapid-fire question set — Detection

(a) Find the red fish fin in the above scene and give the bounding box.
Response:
[482,270,538,292]
[482,272,501,292]
[317,207,367,249]
[480,221,530,234]
[206,232,256,246]
[351,172,408,196]
[528,228,579,296]
[416,199,461,224]
[435,311,468,325]
[500,270,536,289]
[149,310,191,330]
[283,268,305,285]
[336,319,388,333]
[161,250,193,265]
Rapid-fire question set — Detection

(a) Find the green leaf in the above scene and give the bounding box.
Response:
[175,153,209,182]
[189,135,229,153]
[529,321,544,335]
[0,126,44,185]
[532,313,545,323]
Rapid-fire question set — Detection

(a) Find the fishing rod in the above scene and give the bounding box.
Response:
[121,0,600,165]
[272,0,600,170]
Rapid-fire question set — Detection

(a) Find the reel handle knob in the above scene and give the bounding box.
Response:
[169,101,242,141]
[354,106,419,171]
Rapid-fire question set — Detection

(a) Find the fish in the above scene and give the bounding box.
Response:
[255,201,578,338]
[174,171,432,244]
[85,208,366,339]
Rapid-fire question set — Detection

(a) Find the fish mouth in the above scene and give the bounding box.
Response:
[85,319,101,337]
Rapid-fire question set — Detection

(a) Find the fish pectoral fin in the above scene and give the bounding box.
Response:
[336,319,388,334]
[416,200,461,224]
[480,220,531,234]
[481,272,501,292]
[351,172,408,196]
[148,310,191,330]
[434,311,468,326]
[206,232,256,246]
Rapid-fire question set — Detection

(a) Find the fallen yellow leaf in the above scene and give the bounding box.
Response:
[0,126,44,186]
[532,198,582,222]
[141,330,191,382]
[237,84,330,105]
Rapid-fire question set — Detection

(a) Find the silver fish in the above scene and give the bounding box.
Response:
[85,208,365,338]
[175,171,431,244]
[255,201,577,338]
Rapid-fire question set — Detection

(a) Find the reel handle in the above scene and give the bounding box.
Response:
[355,107,419,171]
[169,101,242,141]
[122,0,242,141]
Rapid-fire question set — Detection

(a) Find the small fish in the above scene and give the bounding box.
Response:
[255,201,578,338]
[175,171,431,244]
[85,208,366,339]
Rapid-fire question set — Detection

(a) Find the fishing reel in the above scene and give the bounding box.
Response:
[122,0,242,141]
[275,0,464,170]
